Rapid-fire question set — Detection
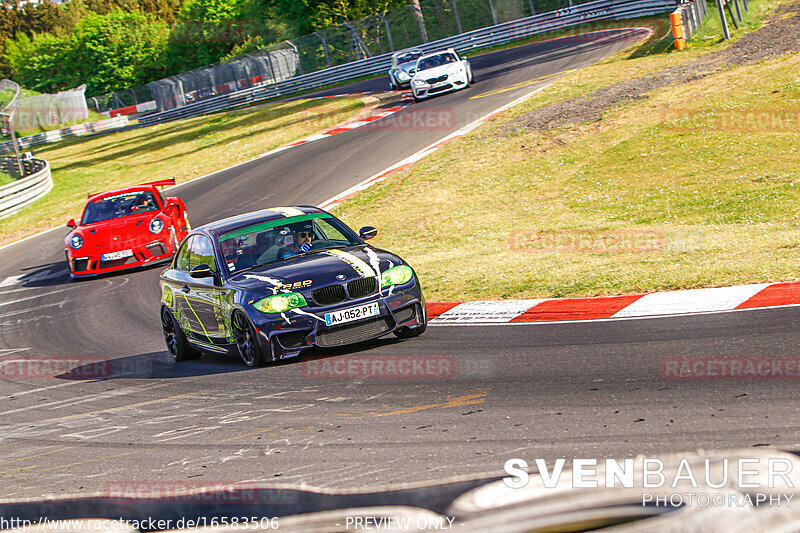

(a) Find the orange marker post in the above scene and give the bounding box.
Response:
[671,11,685,50]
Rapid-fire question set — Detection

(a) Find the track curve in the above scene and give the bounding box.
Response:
[4,28,800,500]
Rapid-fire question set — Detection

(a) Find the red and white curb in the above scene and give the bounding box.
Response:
[260,92,414,157]
[426,281,800,325]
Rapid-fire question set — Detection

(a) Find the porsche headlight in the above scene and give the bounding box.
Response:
[149,218,164,234]
[381,265,413,287]
[397,70,410,81]
[69,234,83,250]
[253,292,307,314]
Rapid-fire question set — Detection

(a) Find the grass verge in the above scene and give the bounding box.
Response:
[334,0,800,301]
[0,97,363,246]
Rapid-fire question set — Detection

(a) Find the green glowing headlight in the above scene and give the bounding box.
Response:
[252,292,307,314]
[381,265,413,287]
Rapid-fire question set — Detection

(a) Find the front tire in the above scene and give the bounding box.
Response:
[232,311,264,367]
[162,307,199,361]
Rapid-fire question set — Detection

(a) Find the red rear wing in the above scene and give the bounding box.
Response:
[86,179,175,199]
[141,178,176,189]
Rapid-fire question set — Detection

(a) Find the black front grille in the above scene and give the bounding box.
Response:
[429,84,453,94]
[313,284,346,305]
[426,75,448,84]
[72,258,89,272]
[147,243,166,257]
[394,305,416,324]
[347,277,377,299]
[275,330,308,349]
[316,317,393,348]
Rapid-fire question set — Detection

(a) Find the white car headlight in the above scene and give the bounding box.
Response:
[411,79,426,87]
[149,218,164,234]
[69,234,83,250]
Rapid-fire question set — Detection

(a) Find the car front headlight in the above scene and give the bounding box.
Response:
[149,218,164,234]
[69,234,83,250]
[253,292,307,314]
[411,79,426,87]
[397,70,410,81]
[381,265,413,287]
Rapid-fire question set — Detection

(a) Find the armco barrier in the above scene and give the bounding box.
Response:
[0,115,128,154]
[138,0,680,127]
[0,157,52,219]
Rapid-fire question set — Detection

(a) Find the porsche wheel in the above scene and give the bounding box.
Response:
[162,307,199,361]
[232,311,264,367]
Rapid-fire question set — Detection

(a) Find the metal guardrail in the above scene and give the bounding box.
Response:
[0,157,52,219]
[677,0,708,40]
[0,115,129,155]
[139,0,676,127]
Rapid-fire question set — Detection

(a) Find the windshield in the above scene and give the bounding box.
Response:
[81,190,158,224]
[218,213,362,274]
[417,52,458,71]
[396,51,422,65]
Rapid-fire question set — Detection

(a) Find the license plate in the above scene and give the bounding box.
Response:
[432,81,447,88]
[101,249,133,261]
[325,302,380,326]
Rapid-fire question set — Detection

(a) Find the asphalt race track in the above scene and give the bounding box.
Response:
[2,28,800,501]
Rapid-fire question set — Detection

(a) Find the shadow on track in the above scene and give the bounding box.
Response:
[54,336,408,381]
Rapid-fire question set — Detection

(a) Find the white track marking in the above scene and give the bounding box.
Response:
[0,275,24,288]
[612,284,770,318]
[0,286,80,309]
[435,300,545,323]
[0,382,167,416]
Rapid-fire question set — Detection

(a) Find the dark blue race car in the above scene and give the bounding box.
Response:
[159,206,427,366]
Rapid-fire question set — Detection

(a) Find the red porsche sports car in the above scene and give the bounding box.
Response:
[65,179,190,279]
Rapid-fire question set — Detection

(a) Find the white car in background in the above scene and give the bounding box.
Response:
[410,48,473,102]
[388,49,424,90]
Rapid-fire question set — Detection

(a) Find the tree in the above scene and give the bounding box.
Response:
[71,9,170,94]
[5,32,72,93]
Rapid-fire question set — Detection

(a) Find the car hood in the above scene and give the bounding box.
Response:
[68,213,161,247]
[396,61,418,74]
[226,246,404,291]
[413,62,461,80]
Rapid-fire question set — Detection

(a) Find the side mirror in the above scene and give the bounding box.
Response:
[66,219,77,228]
[359,226,378,241]
[190,264,215,279]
